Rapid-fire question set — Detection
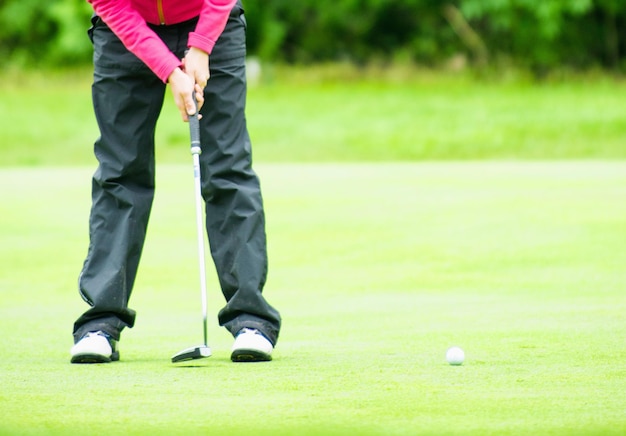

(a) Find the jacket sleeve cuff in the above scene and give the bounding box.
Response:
[156,56,184,83]
[187,32,217,55]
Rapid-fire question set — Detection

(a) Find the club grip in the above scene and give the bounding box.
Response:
[189,95,201,155]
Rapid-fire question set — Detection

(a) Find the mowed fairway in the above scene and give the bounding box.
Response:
[0,162,624,435]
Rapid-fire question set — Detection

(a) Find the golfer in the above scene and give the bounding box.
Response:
[70,0,281,363]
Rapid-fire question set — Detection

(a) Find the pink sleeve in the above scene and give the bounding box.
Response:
[88,0,182,83]
[187,0,238,54]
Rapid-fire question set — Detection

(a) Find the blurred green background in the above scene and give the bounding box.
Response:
[1,68,626,167]
[1,0,625,167]
[2,0,626,73]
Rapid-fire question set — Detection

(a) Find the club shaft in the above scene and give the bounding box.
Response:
[189,110,208,347]
[192,152,208,346]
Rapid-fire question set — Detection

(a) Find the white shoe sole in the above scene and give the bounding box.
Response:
[231,348,272,362]
[71,351,119,364]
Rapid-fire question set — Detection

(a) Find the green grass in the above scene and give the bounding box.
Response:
[0,162,625,435]
[1,67,626,166]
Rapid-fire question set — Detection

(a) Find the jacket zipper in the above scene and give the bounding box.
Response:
[157,0,166,24]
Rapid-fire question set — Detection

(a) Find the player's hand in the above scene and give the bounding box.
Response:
[168,67,204,122]
[183,47,210,90]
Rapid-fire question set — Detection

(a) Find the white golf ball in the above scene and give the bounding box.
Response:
[446,346,465,365]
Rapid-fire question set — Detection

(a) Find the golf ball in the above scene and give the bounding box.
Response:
[446,346,465,365]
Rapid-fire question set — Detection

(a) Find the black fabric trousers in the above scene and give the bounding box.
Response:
[73,2,281,346]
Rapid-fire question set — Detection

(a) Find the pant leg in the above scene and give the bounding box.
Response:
[200,4,281,345]
[73,18,167,342]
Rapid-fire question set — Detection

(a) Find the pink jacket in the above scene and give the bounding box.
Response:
[88,0,238,82]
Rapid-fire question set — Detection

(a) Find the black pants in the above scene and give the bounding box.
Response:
[73,3,281,346]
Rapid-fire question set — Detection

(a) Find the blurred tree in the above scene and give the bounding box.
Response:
[0,0,624,72]
[0,0,92,66]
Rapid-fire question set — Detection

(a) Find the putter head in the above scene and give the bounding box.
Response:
[171,345,212,363]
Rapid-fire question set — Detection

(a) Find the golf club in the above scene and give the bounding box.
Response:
[171,98,211,363]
